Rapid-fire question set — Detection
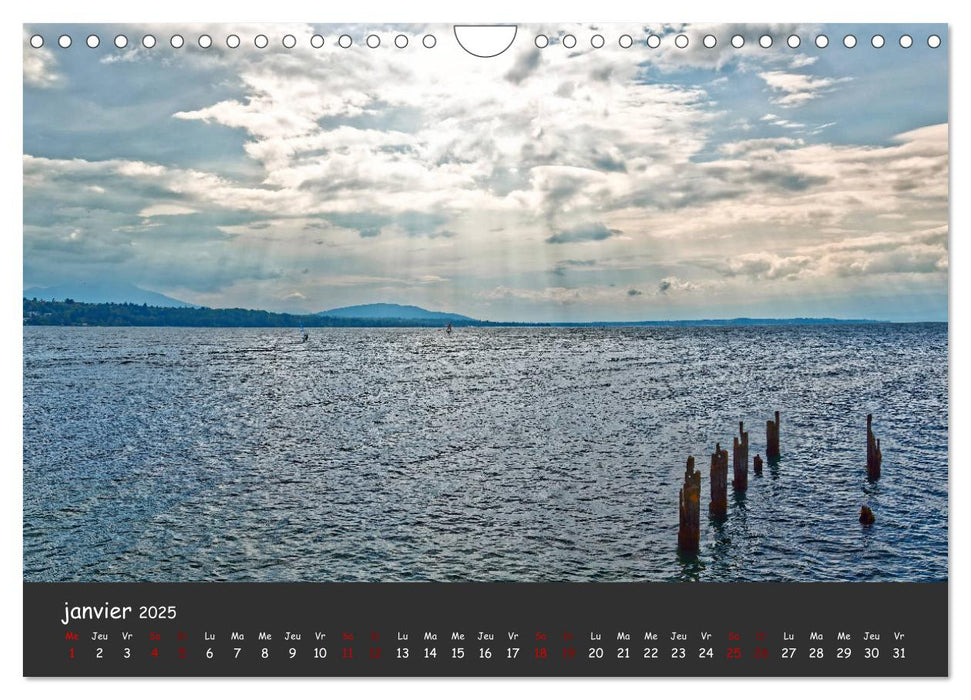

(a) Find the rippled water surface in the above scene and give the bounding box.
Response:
[23,325,948,582]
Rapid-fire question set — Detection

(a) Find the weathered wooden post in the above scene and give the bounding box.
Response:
[860,505,875,525]
[709,443,728,518]
[678,457,701,552]
[732,422,749,491]
[766,411,780,460]
[866,414,882,480]
[753,454,764,475]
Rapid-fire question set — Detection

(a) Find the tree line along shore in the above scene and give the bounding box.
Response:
[22,298,893,328]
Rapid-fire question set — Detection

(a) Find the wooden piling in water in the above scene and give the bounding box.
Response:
[866,414,882,480]
[753,454,763,475]
[709,443,729,518]
[860,505,875,525]
[678,456,701,552]
[766,411,780,460]
[733,422,749,492]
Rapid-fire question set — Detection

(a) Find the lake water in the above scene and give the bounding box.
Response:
[23,324,948,582]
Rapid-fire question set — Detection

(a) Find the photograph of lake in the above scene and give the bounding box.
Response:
[23,23,948,583]
[23,323,947,582]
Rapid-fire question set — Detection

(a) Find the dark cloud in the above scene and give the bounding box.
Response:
[546,222,622,245]
[324,212,390,238]
[551,258,597,276]
[620,163,830,211]
[657,279,672,294]
[745,168,830,191]
[590,65,614,83]
[627,288,643,296]
[590,151,628,173]
[504,49,542,85]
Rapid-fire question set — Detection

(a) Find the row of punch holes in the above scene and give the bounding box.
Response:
[28,33,435,50]
[28,32,943,51]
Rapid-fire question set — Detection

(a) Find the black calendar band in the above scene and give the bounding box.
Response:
[24,581,947,677]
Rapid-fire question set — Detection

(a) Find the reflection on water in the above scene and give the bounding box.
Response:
[23,324,948,582]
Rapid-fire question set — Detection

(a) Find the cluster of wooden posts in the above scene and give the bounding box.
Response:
[677,411,882,552]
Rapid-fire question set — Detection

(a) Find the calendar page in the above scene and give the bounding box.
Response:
[22,22,948,677]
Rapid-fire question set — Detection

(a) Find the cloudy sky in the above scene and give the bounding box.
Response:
[23,23,948,321]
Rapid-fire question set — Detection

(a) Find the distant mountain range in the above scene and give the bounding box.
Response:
[22,297,907,328]
[24,282,194,308]
[317,303,474,322]
[22,287,902,326]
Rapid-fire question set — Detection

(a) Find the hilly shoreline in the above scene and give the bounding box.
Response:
[22,298,894,328]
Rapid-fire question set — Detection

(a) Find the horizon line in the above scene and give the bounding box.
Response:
[22,297,947,325]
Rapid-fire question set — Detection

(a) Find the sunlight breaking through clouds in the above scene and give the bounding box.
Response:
[23,23,948,321]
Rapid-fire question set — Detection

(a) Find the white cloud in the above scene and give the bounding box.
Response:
[139,204,199,217]
[23,33,60,88]
[759,71,850,106]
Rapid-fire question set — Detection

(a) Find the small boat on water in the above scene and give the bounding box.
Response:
[445,322,453,335]
[299,322,309,342]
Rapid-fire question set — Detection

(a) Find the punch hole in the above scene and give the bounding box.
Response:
[227,35,241,49]
[86,35,100,49]
[142,35,156,49]
[311,34,325,48]
[787,35,801,48]
[675,34,688,49]
[170,35,184,49]
[534,34,549,49]
[255,34,269,49]
[422,34,436,49]
[58,35,72,49]
[928,35,941,48]
[198,35,212,49]
[703,34,716,48]
[394,35,408,49]
[453,25,516,57]
[29,34,44,48]
[731,35,744,48]
[338,35,352,48]
[114,35,128,49]
[843,35,857,48]
[618,34,633,49]
[562,34,577,49]
[871,35,884,48]
[899,34,913,48]
[283,35,297,49]
[366,34,380,49]
[591,34,605,49]
[759,34,772,48]
[646,35,660,49]
[815,35,829,48]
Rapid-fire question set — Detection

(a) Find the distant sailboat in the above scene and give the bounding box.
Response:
[445,322,453,335]
[299,322,309,342]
